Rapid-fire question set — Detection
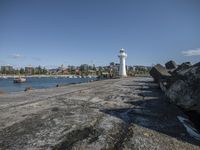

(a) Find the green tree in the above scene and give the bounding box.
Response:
[42,67,47,74]
[14,69,20,75]
[1,67,6,74]
[20,68,25,74]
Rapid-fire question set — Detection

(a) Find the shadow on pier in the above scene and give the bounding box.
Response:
[100,81,200,147]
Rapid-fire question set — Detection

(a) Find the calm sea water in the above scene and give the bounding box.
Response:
[0,77,96,93]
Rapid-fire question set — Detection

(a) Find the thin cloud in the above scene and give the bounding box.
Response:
[10,54,25,59]
[32,57,41,61]
[182,48,200,56]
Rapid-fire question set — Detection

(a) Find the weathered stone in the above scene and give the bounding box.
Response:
[165,60,177,70]
[24,87,33,92]
[149,64,171,83]
[166,64,200,114]
[194,62,200,67]
[152,61,200,116]
[166,62,193,86]
[174,62,192,74]
[0,91,5,95]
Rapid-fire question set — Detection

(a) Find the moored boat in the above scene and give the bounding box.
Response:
[13,77,26,83]
[68,75,73,78]
[2,76,8,79]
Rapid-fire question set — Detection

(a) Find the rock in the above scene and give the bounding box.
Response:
[166,64,200,114]
[24,87,33,92]
[175,62,192,73]
[165,60,177,70]
[152,61,200,115]
[194,62,200,67]
[149,64,171,83]
[51,107,59,112]
[0,91,5,95]
[166,62,193,83]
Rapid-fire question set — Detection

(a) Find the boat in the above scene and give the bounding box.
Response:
[68,75,73,78]
[73,75,77,78]
[13,77,26,83]
[2,76,8,79]
[77,75,82,78]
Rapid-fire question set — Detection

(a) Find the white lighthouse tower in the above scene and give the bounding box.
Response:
[118,48,127,77]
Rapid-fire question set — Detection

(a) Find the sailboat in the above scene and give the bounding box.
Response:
[13,74,26,83]
[13,76,26,83]
[2,76,8,79]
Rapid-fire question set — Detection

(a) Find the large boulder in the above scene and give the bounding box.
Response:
[174,62,192,74]
[165,60,177,70]
[166,64,200,114]
[167,62,192,81]
[194,62,200,67]
[149,64,171,83]
[166,62,192,85]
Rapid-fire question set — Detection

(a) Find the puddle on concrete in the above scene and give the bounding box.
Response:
[177,116,200,141]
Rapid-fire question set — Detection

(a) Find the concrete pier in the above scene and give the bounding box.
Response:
[0,77,199,149]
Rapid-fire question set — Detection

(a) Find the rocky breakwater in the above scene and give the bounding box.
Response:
[150,60,200,115]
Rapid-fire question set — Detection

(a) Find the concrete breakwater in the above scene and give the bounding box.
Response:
[0,77,199,149]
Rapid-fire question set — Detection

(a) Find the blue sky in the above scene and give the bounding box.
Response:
[0,0,200,68]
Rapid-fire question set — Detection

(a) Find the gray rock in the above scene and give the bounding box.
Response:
[24,87,33,92]
[165,60,177,70]
[194,62,200,67]
[167,62,193,83]
[166,64,200,114]
[149,64,171,83]
[174,62,192,74]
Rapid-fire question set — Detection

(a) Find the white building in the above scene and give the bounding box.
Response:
[1,64,13,73]
[118,48,127,77]
[25,65,33,74]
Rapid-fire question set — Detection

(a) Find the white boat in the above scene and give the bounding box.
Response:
[73,75,77,78]
[68,75,73,78]
[2,76,8,79]
[13,77,26,83]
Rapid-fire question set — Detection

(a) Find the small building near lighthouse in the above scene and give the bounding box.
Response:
[118,48,127,77]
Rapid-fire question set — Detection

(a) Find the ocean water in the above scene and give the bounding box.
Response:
[0,77,96,93]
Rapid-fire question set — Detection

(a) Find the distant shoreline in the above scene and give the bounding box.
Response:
[0,75,98,94]
[0,74,98,78]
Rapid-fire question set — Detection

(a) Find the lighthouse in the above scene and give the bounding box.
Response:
[118,48,127,77]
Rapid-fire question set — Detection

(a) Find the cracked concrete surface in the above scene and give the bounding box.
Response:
[0,77,199,150]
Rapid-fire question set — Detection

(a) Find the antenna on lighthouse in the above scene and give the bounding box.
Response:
[118,48,127,77]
